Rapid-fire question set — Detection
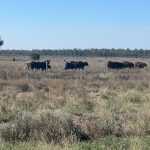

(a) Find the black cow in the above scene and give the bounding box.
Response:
[27,60,51,71]
[107,61,135,69]
[123,61,134,68]
[65,62,77,70]
[107,61,125,69]
[27,62,31,70]
[65,61,89,70]
[135,62,147,68]
[78,61,89,70]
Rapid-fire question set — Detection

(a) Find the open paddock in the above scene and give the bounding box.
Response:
[0,55,150,149]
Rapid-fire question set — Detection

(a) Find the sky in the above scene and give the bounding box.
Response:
[0,0,150,49]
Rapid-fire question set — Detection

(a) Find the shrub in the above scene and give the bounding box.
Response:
[17,81,32,92]
[0,39,4,46]
[0,110,81,143]
[66,99,94,116]
[31,53,40,61]
[0,113,14,123]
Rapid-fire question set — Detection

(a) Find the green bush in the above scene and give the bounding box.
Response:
[66,99,94,115]
[0,110,81,143]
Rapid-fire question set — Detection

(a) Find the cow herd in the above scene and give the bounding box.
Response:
[107,61,147,69]
[25,60,148,71]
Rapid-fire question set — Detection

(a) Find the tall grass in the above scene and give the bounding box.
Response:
[0,56,150,148]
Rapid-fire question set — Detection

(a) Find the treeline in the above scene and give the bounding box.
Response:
[0,48,150,58]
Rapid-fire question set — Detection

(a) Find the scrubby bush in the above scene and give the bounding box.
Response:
[0,110,81,143]
[31,53,40,61]
[17,81,32,92]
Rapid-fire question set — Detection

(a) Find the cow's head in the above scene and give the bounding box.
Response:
[107,61,112,64]
[84,62,89,66]
[46,60,50,64]
[143,63,147,67]
[48,64,51,69]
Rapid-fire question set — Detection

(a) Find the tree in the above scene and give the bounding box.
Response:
[31,53,40,61]
[0,37,4,48]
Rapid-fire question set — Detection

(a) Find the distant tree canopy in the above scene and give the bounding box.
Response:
[0,39,4,47]
[31,53,40,61]
[0,48,150,58]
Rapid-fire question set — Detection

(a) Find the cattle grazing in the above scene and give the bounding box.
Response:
[135,62,147,68]
[78,61,89,70]
[27,60,51,71]
[27,62,31,70]
[65,61,89,70]
[123,61,134,68]
[65,62,77,70]
[12,58,16,61]
[107,61,125,69]
[107,61,135,69]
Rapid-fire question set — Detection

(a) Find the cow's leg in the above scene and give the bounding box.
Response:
[42,67,46,71]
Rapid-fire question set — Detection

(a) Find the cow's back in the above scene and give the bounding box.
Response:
[31,62,46,70]
[107,61,124,69]
[135,62,147,68]
[123,61,134,68]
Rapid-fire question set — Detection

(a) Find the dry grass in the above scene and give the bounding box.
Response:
[0,56,150,149]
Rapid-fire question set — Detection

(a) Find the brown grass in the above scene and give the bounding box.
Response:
[0,56,150,144]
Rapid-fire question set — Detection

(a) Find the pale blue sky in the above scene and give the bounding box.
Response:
[1,0,150,49]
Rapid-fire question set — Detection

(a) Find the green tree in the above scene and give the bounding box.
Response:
[0,38,4,48]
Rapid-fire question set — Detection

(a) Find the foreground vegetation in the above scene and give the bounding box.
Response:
[1,136,150,150]
[0,56,150,149]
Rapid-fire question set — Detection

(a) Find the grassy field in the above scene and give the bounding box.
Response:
[0,55,150,149]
